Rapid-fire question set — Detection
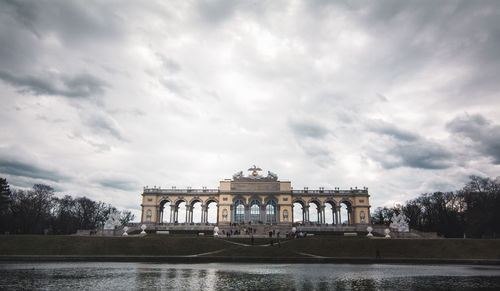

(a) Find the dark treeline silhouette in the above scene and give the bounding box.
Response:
[0,178,135,235]
[372,176,500,238]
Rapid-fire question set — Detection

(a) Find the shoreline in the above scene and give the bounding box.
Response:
[1,255,499,265]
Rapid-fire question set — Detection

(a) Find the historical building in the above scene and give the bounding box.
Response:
[141,166,371,226]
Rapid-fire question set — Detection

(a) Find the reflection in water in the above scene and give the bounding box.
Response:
[0,263,499,290]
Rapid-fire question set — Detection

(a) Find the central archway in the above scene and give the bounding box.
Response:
[250,199,261,223]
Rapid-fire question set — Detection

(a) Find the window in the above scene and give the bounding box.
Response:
[360,211,366,223]
[283,197,288,201]
[266,204,275,215]
[251,202,260,215]
[266,200,277,223]
[223,197,228,201]
[147,198,153,202]
[250,200,260,223]
[359,199,365,203]
[283,209,289,222]
[146,209,152,222]
[234,199,245,223]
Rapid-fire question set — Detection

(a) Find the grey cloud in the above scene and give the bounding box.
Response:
[85,113,124,141]
[0,158,65,182]
[158,56,181,74]
[368,120,419,142]
[1,0,124,44]
[161,79,188,97]
[95,178,139,191]
[447,114,500,164]
[289,121,328,139]
[196,0,241,25]
[0,71,107,98]
[289,120,333,167]
[376,93,388,102]
[385,142,453,170]
[367,120,453,169]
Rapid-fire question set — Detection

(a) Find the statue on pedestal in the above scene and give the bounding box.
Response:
[389,212,409,232]
[104,210,122,230]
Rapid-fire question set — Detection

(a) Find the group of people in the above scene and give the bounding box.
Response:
[286,231,307,239]
[222,227,257,237]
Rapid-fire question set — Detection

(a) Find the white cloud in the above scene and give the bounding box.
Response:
[1,0,500,219]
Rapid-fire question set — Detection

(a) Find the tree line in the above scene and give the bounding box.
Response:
[371,176,500,238]
[0,178,135,235]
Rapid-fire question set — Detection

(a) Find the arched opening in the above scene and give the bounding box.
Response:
[308,201,321,224]
[234,199,245,223]
[340,201,353,225]
[159,200,171,224]
[266,200,277,224]
[206,200,218,224]
[175,201,187,224]
[293,201,305,223]
[324,201,337,225]
[191,201,202,223]
[250,199,260,223]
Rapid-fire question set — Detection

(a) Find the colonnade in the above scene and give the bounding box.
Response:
[293,202,353,225]
[158,201,217,224]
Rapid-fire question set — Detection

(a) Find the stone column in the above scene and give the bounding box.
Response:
[244,205,250,223]
[230,205,234,223]
[199,207,203,223]
[319,206,324,224]
[185,205,189,224]
[261,205,266,223]
[318,207,322,224]
[306,205,310,222]
[277,205,281,223]
[169,205,174,223]
[157,206,161,224]
[216,204,219,224]
[322,206,326,224]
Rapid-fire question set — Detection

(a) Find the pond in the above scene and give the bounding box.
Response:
[1,262,499,290]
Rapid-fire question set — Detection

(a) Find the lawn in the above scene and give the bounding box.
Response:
[1,235,499,260]
[0,235,233,256]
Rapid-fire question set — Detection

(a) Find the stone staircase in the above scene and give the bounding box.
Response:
[217,224,290,238]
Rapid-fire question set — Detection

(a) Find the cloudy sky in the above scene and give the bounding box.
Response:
[1,0,499,219]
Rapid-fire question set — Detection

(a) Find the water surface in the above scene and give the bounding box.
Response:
[1,262,500,290]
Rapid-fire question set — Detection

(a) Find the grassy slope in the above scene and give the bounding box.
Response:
[288,237,500,259]
[0,235,234,256]
[1,235,499,259]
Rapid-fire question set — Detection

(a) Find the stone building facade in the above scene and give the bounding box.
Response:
[141,166,371,226]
